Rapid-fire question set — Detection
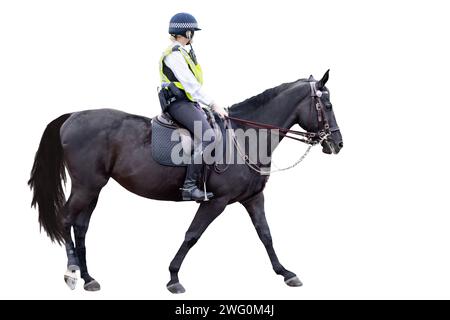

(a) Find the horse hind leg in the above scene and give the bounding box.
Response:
[62,196,80,290]
[62,187,102,291]
[73,195,101,291]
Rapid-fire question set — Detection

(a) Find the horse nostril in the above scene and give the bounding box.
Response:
[339,142,344,148]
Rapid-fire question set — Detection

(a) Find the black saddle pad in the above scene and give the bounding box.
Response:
[151,116,189,167]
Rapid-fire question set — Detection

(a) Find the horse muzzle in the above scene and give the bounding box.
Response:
[321,139,343,154]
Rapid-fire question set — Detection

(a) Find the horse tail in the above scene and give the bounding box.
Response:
[28,113,72,244]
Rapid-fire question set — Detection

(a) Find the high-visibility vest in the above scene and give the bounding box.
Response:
[159,45,203,102]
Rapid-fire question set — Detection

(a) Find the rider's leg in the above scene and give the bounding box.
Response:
[167,101,215,201]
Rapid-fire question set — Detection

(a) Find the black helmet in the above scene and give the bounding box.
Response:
[168,12,201,37]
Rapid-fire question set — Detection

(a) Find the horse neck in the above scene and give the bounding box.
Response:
[232,82,310,130]
[229,82,311,160]
[234,100,295,130]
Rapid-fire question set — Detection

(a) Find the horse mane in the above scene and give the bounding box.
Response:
[229,78,311,116]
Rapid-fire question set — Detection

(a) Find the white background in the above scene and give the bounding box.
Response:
[0,0,449,299]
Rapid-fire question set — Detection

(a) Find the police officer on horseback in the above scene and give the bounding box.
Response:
[159,12,227,201]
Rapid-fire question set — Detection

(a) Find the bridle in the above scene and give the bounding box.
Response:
[222,81,338,175]
[308,81,341,154]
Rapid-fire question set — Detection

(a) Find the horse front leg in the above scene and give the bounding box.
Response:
[167,198,228,294]
[241,192,302,287]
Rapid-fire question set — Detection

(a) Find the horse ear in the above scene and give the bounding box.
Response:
[317,69,330,89]
[308,74,314,81]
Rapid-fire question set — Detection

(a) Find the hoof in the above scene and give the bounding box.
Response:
[84,280,101,291]
[285,276,303,287]
[64,267,79,290]
[167,282,186,294]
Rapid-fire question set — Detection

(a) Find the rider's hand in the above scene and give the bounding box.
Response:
[210,103,228,119]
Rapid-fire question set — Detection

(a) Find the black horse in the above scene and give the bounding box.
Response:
[29,70,342,293]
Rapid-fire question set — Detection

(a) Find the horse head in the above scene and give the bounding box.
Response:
[298,70,343,154]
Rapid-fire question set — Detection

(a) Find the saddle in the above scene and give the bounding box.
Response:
[151,110,221,167]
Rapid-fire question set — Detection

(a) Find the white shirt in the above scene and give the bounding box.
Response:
[163,41,214,107]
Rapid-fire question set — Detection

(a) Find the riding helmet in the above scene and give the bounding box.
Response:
[168,12,201,37]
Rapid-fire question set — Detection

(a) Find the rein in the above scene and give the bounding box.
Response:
[224,116,316,144]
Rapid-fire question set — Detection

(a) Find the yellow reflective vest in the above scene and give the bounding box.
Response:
[159,45,203,102]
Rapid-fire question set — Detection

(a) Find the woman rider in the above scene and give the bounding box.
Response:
[159,12,228,201]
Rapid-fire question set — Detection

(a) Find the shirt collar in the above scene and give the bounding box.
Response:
[173,40,187,49]
[173,40,193,53]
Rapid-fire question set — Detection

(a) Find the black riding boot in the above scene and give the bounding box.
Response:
[181,163,214,201]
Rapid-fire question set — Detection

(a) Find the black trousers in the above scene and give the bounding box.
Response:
[167,100,215,149]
